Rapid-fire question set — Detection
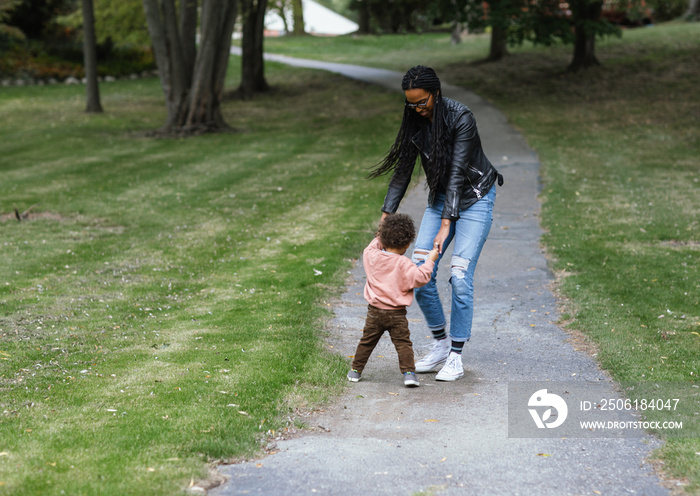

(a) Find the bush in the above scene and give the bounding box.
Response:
[647,0,688,21]
[0,37,155,80]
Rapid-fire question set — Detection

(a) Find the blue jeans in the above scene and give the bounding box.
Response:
[411,186,496,342]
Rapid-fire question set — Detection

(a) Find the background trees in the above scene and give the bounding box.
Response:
[2,0,697,130]
[81,0,102,112]
[442,0,623,70]
[3,0,72,39]
[142,0,238,134]
[238,0,269,98]
[0,0,24,39]
[349,0,428,33]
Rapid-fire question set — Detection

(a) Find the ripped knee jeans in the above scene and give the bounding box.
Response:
[411,187,495,342]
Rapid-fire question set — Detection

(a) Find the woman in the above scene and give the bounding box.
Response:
[369,65,503,382]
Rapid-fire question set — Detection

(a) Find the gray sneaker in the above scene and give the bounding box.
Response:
[403,371,420,387]
[347,369,361,382]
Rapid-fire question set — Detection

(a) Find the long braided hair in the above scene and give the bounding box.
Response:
[367,66,452,193]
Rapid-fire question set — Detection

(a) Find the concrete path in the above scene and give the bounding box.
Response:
[211,56,670,495]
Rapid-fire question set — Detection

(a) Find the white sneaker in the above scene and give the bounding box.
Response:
[415,338,450,373]
[435,352,464,381]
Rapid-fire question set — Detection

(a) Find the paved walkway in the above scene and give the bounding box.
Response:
[211,55,669,495]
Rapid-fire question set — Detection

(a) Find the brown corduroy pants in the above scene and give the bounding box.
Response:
[351,305,415,374]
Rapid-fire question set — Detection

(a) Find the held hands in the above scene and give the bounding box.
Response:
[432,220,451,254]
[428,247,439,262]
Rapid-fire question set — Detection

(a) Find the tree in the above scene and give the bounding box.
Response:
[566,0,600,70]
[0,0,24,39]
[4,0,72,39]
[352,0,370,33]
[687,0,700,19]
[238,0,269,98]
[142,0,238,135]
[442,0,515,61]
[81,0,102,113]
[348,0,426,33]
[269,0,291,33]
[291,0,305,35]
[507,0,619,71]
[59,0,151,46]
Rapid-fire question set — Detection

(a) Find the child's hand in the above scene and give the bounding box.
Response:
[428,247,439,262]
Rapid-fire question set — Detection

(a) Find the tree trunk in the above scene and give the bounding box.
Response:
[451,21,462,45]
[487,22,509,61]
[291,0,305,35]
[81,0,102,113]
[142,0,238,134]
[686,0,700,19]
[239,0,269,98]
[180,0,197,79]
[188,0,238,127]
[568,0,602,72]
[357,0,371,34]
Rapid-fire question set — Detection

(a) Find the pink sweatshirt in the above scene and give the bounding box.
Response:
[363,238,435,310]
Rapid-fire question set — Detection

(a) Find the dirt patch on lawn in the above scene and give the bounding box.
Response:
[0,210,68,223]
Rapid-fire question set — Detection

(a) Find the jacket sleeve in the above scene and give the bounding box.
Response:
[381,165,415,214]
[442,111,480,220]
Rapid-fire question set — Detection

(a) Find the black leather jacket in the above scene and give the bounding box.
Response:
[382,97,503,221]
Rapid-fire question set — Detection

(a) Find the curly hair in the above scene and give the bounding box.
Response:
[378,213,416,250]
[367,65,452,193]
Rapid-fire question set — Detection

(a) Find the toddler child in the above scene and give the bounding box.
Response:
[347,213,439,387]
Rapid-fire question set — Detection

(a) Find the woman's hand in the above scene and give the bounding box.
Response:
[432,219,451,254]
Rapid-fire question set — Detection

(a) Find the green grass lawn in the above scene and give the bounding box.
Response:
[0,65,400,494]
[267,21,700,492]
[1,20,699,495]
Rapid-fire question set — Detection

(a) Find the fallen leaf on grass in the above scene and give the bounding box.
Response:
[238,411,249,416]
[147,467,156,472]
[0,453,8,457]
